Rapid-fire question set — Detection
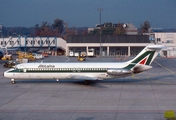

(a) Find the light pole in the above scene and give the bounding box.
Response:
[0,25,4,47]
[98,8,103,57]
[0,25,2,38]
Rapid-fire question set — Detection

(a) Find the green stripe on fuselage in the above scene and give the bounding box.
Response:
[7,69,107,73]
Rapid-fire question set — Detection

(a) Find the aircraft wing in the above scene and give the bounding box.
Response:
[67,75,101,80]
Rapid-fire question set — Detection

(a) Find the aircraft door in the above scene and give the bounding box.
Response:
[17,65,26,78]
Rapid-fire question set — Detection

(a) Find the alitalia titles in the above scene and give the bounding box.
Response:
[38,65,55,68]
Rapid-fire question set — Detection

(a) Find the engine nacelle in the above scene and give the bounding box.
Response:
[107,68,132,76]
[132,64,152,74]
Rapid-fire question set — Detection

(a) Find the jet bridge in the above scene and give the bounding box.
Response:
[0,36,66,52]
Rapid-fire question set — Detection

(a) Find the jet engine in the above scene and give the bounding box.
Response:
[107,68,132,76]
[132,64,152,74]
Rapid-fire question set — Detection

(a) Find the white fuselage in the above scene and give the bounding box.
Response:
[3,45,164,83]
[4,62,137,80]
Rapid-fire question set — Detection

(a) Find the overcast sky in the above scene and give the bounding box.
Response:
[0,0,176,28]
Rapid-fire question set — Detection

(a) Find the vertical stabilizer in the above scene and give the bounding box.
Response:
[127,45,164,65]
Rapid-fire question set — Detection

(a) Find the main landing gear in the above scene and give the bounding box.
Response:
[84,80,91,85]
[11,79,16,84]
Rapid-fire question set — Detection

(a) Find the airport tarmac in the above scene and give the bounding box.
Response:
[0,56,176,120]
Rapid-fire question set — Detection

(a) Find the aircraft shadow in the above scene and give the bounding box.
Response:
[14,73,176,86]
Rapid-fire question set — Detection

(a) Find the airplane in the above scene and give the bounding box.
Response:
[0,46,16,60]
[3,45,164,84]
[0,47,5,59]
[0,49,4,59]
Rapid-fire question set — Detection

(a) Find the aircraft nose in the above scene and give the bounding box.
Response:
[3,72,7,77]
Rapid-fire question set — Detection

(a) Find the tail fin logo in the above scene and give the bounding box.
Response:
[130,51,155,65]
[139,57,147,65]
[125,45,164,70]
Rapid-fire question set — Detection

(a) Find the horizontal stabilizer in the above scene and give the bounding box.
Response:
[132,64,152,73]
[147,45,165,49]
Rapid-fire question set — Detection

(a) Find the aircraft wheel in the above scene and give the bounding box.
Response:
[11,79,16,84]
[84,80,91,85]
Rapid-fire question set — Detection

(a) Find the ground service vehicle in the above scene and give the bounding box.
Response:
[77,55,86,61]
[87,48,95,57]
[1,54,12,60]
[33,54,44,59]
[3,61,16,68]
[69,51,74,57]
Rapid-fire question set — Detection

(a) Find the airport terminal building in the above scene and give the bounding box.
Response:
[0,32,176,57]
[66,35,150,57]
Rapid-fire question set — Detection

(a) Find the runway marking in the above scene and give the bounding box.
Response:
[132,75,149,80]
[132,75,140,80]
[132,75,172,84]
[153,80,172,85]
[0,109,174,114]
[65,56,70,62]
[165,58,176,62]
[146,75,172,85]
[154,61,175,74]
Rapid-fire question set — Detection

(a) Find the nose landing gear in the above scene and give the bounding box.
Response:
[11,79,16,84]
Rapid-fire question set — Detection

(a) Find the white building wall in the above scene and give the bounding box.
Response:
[154,32,176,46]
[154,32,176,57]
[66,43,152,56]
[125,23,138,35]
[58,38,66,50]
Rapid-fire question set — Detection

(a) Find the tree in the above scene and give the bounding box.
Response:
[88,22,126,35]
[88,29,99,35]
[34,18,65,37]
[39,22,53,37]
[102,22,115,35]
[114,23,126,35]
[34,24,40,36]
[52,18,64,36]
[139,21,151,34]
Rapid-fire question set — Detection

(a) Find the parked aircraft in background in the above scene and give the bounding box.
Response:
[0,47,18,60]
[4,45,164,84]
[0,49,4,59]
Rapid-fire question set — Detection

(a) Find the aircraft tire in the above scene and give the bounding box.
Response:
[11,79,16,84]
[84,80,91,85]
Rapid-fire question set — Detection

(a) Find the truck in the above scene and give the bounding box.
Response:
[69,51,79,57]
[74,52,79,57]
[87,48,95,57]
[3,61,16,68]
[69,51,74,57]
[33,53,44,59]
